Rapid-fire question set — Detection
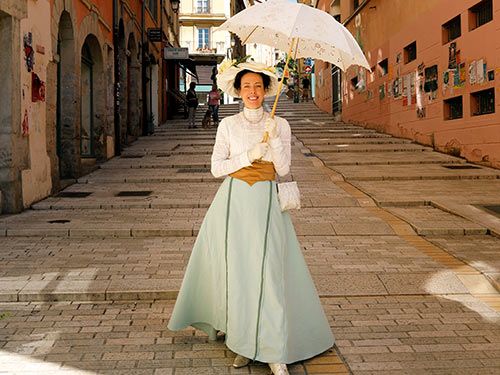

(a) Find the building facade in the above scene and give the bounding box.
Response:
[0,0,180,214]
[179,0,231,98]
[314,0,500,169]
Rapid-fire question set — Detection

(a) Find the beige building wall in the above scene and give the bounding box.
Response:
[180,0,230,54]
[20,0,53,208]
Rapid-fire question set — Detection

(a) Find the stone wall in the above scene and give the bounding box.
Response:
[0,2,29,213]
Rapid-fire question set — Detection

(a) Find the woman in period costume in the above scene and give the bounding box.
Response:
[167,60,334,375]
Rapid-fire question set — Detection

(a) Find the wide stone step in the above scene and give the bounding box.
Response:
[31,182,220,210]
[0,207,395,237]
[320,151,464,165]
[387,206,488,235]
[351,179,500,206]
[310,143,432,153]
[0,233,467,302]
[330,163,500,181]
[302,138,412,145]
[295,132,389,138]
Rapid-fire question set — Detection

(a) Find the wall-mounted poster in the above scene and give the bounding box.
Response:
[402,73,414,106]
[469,62,477,85]
[379,83,386,100]
[477,59,485,84]
[448,42,457,69]
[458,62,466,87]
[392,78,402,99]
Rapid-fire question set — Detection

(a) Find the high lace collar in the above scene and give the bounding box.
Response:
[242,106,265,124]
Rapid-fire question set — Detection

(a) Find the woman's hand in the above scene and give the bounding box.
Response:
[264,118,279,139]
[247,142,269,162]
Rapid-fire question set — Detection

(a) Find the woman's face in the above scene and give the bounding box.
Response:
[239,72,265,109]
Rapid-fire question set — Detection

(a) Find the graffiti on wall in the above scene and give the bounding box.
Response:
[469,59,487,85]
[31,72,45,102]
[23,32,35,72]
[0,150,13,169]
[22,110,29,137]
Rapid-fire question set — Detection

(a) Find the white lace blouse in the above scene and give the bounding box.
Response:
[211,106,291,178]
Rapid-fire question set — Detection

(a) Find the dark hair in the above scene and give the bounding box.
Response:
[233,70,271,92]
[189,82,196,89]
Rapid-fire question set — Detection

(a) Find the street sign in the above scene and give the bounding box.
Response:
[304,65,312,73]
[147,28,162,42]
[164,47,189,59]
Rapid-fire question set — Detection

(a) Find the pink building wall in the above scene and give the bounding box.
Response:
[337,0,500,168]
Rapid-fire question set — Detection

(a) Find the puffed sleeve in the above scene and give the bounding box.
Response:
[268,117,291,176]
[211,118,252,178]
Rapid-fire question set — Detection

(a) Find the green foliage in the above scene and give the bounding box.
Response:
[0,311,11,320]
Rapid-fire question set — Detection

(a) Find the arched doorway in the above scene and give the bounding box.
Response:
[56,11,77,178]
[117,20,128,146]
[80,42,94,156]
[127,33,140,140]
[80,35,105,162]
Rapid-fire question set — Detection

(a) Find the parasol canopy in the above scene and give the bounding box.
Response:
[218,0,370,71]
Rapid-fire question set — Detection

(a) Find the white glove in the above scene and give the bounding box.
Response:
[247,142,269,162]
[264,118,279,139]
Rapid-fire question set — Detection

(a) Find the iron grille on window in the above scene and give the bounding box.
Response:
[197,0,210,13]
[404,41,417,64]
[472,88,495,116]
[442,15,461,43]
[444,96,463,120]
[470,0,493,29]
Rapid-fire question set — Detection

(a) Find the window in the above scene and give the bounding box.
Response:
[350,76,359,89]
[469,0,493,30]
[197,0,210,13]
[442,15,461,44]
[378,58,388,76]
[404,41,416,64]
[471,88,495,116]
[197,28,209,49]
[146,0,158,20]
[444,96,463,120]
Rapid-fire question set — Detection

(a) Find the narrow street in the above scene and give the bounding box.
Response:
[0,99,499,374]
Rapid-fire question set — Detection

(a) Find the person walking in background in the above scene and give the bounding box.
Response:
[301,76,310,102]
[186,82,198,129]
[208,84,221,126]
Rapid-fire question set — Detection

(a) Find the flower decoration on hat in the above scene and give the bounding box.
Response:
[216,56,280,98]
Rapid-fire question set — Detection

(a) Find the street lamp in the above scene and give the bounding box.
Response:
[171,0,180,13]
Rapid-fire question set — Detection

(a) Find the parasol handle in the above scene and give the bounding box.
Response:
[262,38,297,143]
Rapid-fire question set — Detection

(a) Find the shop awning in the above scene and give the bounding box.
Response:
[176,59,198,81]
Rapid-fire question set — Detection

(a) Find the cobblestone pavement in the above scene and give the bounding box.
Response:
[0,100,499,374]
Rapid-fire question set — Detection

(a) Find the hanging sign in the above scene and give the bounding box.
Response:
[164,47,189,59]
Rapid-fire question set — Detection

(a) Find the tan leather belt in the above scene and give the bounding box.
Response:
[229,161,276,186]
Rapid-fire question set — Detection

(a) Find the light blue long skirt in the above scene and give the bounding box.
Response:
[167,177,334,364]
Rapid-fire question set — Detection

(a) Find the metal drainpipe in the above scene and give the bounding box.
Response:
[160,0,164,124]
[113,0,121,155]
[141,0,148,136]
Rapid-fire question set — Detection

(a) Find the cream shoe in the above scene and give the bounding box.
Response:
[232,354,250,368]
[269,363,289,375]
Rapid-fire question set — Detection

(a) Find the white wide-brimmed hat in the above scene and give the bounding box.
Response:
[217,59,279,98]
